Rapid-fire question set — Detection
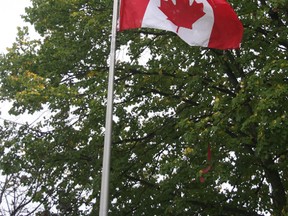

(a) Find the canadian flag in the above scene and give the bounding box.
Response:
[119,0,243,49]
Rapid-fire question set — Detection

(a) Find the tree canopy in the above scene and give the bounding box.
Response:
[0,0,287,215]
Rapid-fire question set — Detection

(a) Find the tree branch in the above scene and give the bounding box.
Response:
[262,157,287,214]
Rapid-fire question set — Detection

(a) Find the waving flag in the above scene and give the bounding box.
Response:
[119,0,243,49]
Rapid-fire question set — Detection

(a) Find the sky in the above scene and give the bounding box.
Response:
[0,0,42,124]
[0,0,32,53]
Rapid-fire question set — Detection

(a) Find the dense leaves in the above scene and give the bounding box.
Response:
[0,0,287,215]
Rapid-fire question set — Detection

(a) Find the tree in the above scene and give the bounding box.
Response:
[0,0,287,215]
[0,163,43,215]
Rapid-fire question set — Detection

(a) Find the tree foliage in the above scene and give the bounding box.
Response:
[0,0,287,215]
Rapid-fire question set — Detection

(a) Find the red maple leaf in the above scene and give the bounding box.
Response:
[159,0,206,33]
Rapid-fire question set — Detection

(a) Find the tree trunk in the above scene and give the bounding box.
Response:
[263,158,287,215]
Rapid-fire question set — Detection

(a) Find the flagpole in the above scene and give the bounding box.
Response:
[99,0,119,215]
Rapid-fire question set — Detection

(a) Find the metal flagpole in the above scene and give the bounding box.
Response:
[99,0,119,215]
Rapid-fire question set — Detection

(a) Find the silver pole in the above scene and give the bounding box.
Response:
[99,0,119,215]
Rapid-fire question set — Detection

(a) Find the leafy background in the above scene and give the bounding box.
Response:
[0,0,287,215]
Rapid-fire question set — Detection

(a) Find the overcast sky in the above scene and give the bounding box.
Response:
[0,0,32,53]
[0,0,42,123]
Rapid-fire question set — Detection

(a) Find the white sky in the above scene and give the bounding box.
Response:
[0,0,43,124]
[0,0,32,53]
